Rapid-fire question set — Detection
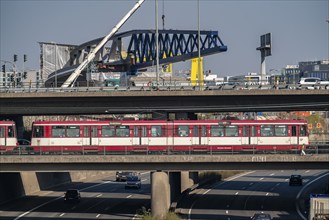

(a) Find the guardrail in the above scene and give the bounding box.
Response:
[1,81,328,93]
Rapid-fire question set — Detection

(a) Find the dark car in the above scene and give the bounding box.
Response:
[64,189,81,202]
[251,213,272,220]
[14,139,33,154]
[116,171,138,182]
[125,175,142,189]
[289,174,303,186]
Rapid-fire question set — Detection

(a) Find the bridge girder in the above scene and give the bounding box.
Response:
[45,29,227,86]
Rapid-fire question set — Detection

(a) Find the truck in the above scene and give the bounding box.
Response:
[309,194,329,220]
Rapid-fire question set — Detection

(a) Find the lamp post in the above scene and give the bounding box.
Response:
[197,0,201,89]
[155,0,159,89]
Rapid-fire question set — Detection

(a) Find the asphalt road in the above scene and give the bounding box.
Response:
[0,172,151,220]
[176,170,329,220]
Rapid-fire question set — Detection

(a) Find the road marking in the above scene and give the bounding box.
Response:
[226,210,229,214]
[96,194,102,197]
[96,214,101,218]
[266,193,269,196]
[188,171,255,220]
[305,170,310,173]
[59,213,65,217]
[249,183,254,186]
[270,173,275,176]
[126,195,132,198]
[235,192,239,195]
[276,183,280,186]
[13,179,114,220]
[71,205,77,210]
[260,177,264,180]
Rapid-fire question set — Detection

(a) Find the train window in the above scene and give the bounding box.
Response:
[66,126,80,137]
[151,125,162,137]
[52,126,65,137]
[260,125,274,136]
[274,125,287,136]
[300,125,307,136]
[0,127,3,137]
[116,126,130,137]
[177,125,189,137]
[83,127,89,137]
[201,126,207,137]
[102,126,115,137]
[211,125,224,137]
[134,126,139,137]
[92,127,98,137]
[33,126,44,137]
[7,126,15,137]
[291,126,297,136]
[225,125,238,137]
[251,126,256,137]
[141,126,147,137]
[243,126,249,137]
[193,126,198,137]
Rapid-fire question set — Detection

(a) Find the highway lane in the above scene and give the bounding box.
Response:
[0,172,151,220]
[177,170,329,220]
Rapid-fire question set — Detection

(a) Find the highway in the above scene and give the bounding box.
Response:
[177,170,329,220]
[0,172,151,220]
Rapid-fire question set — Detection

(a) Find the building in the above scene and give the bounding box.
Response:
[283,65,300,84]
[1,70,41,88]
[299,60,329,81]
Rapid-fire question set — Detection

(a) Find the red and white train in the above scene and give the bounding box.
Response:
[30,119,309,153]
[0,121,18,152]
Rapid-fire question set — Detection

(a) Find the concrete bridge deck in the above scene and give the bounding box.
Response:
[1,154,328,171]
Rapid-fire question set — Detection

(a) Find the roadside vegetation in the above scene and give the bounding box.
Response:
[138,207,181,220]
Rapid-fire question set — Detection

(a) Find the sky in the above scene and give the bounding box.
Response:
[0,0,328,77]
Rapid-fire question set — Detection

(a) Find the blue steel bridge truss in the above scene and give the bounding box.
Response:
[114,29,227,71]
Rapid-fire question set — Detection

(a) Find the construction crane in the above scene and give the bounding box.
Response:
[61,0,145,88]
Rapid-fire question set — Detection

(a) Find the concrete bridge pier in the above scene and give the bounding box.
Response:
[151,171,199,218]
[181,171,198,193]
[151,171,170,218]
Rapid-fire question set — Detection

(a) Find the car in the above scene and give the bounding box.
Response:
[17,139,31,145]
[125,175,141,189]
[251,213,272,220]
[289,174,303,186]
[64,189,81,202]
[14,139,33,154]
[116,171,138,182]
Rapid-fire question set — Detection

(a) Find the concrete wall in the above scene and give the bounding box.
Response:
[0,171,114,205]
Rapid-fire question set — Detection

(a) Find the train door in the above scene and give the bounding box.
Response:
[200,126,208,145]
[132,126,140,145]
[291,125,298,145]
[140,126,149,145]
[0,126,5,147]
[241,126,249,145]
[82,126,90,146]
[91,126,99,145]
[192,126,199,145]
[250,126,258,145]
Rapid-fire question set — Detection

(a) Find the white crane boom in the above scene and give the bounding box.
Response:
[61,0,145,88]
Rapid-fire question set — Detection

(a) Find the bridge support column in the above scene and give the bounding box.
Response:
[151,171,170,218]
[181,171,199,193]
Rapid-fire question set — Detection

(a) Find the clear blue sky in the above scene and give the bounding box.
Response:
[1,0,328,76]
